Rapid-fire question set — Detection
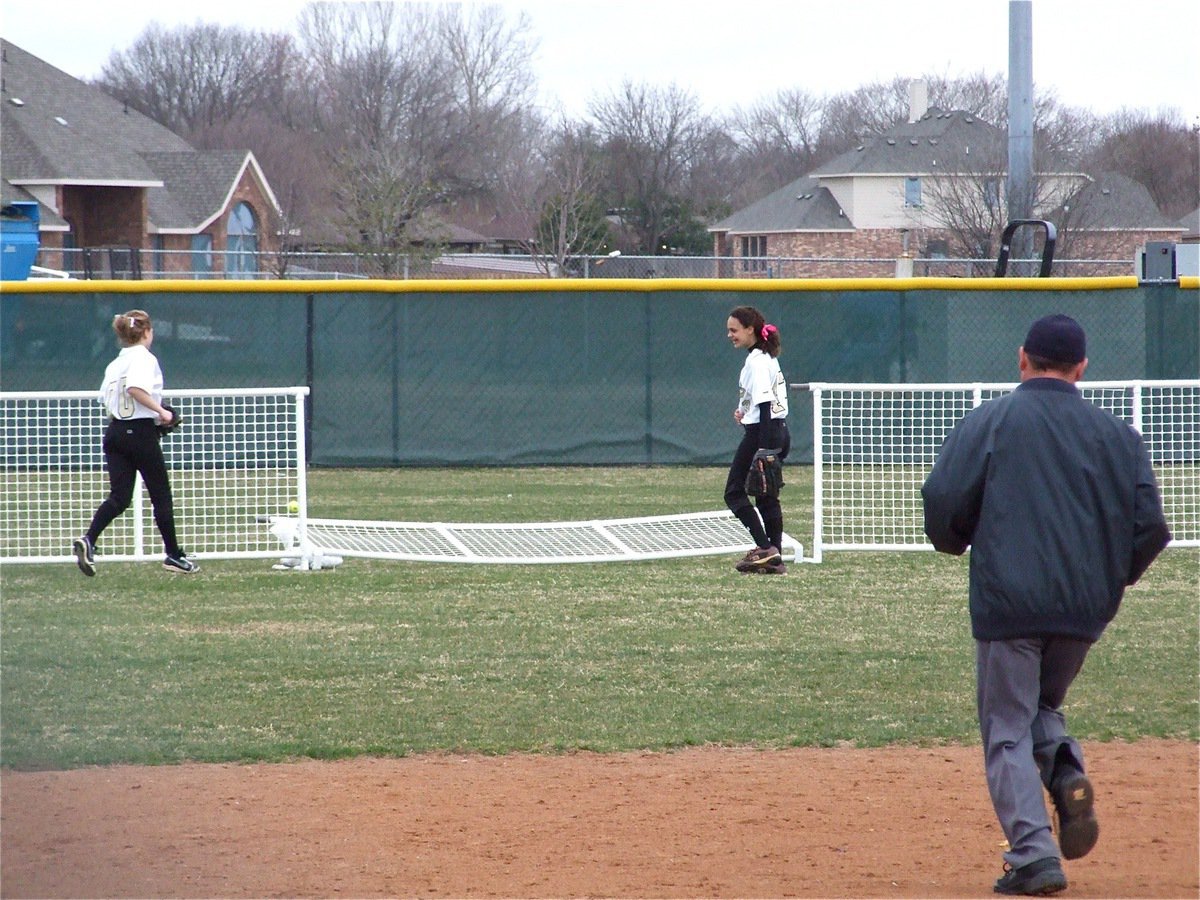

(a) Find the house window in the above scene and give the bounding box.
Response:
[226,202,258,276]
[741,235,767,271]
[191,234,213,277]
[904,177,922,207]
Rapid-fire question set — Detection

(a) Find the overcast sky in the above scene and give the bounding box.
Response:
[2,0,1197,124]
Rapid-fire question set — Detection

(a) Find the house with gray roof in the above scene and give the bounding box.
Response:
[1047,171,1183,262]
[1,39,281,277]
[711,87,1186,277]
[1181,207,1200,238]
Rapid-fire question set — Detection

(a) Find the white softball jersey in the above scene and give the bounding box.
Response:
[100,344,164,420]
[737,348,788,424]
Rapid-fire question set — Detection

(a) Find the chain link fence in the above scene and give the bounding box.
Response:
[4,282,1194,467]
[33,248,1138,281]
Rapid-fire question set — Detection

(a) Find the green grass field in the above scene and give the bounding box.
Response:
[2,466,1196,770]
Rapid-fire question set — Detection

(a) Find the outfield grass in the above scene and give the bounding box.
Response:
[1,467,1196,770]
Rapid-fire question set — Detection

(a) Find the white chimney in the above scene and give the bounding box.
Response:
[908,79,929,123]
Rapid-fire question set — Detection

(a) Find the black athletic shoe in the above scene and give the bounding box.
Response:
[163,552,199,574]
[993,858,1067,896]
[746,561,787,575]
[734,545,781,572]
[1051,767,1099,860]
[73,536,96,577]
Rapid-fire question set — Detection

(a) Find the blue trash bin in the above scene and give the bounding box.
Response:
[1,202,41,281]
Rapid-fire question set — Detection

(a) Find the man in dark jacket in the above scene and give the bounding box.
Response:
[921,314,1171,896]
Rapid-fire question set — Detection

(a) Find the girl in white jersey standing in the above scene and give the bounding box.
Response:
[73,309,198,576]
[725,306,790,574]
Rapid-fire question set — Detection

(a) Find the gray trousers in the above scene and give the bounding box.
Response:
[975,637,1091,867]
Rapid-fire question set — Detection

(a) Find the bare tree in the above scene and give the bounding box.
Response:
[296,2,457,253]
[1087,108,1199,220]
[528,122,611,273]
[432,3,544,242]
[296,1,541,251]
[437,3,538,193]
[817,72,1008,154]
[439,5,535,117]
[922,135,1010,262]
[485,107,551,217]
[92,14,1193,269]
[1032,101,1101,170]
[684,122,740,210]
[920,116,1080,267]
[328,140,447,274]
[97,23,296,135]
[925,70,1009,124]
[727,88,824,205]
[817,77,915,156]
[589,81,712,254]
[299,2,450,149]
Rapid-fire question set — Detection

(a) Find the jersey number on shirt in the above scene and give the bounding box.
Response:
[112,376,137,419]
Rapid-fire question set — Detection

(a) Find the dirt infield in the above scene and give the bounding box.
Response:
[2,740,1195,899]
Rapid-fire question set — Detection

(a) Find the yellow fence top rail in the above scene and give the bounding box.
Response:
[4,275,1192,294]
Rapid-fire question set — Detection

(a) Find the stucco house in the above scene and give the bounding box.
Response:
[711,87,1185,277]
[1,39,281,278]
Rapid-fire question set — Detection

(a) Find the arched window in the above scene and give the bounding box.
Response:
[226,202,258,275]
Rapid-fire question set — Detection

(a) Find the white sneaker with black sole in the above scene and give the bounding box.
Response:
[163,553,199,574]
[73,536,96,577]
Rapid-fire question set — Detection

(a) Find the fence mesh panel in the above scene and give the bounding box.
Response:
[1,388,308,563]
[811,380,1199,559]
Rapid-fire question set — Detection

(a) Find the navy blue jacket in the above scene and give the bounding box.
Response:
[921,378,1171,642]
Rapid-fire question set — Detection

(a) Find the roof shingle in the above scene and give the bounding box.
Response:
[711,176,854,233]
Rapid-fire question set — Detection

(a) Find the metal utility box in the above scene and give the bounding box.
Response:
[0,202,40,281]
[1139,241,1177,282]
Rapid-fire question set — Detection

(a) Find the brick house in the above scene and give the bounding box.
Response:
[711,88,1185,277]
[1,40,281,278]
[1048,171,1189,263]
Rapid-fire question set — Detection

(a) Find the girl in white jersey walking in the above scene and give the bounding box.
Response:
[725,306,790,574]
[73,309,197,576]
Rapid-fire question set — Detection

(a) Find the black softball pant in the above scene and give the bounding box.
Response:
[724,420,789,550]
[86,418,182,557]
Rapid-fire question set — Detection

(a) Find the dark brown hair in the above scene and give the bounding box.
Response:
[729,305,781,358]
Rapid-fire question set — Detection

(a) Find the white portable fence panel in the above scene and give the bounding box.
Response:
[802,380,1199,562]
[264,510,803,565]
[1,387,309,564]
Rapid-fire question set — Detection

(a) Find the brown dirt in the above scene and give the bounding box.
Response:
[1,740,1195,899]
